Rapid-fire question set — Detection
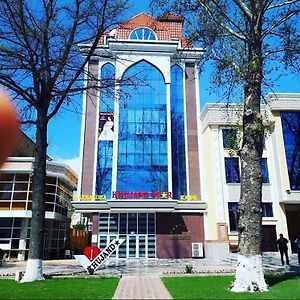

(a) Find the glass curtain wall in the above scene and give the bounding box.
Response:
[96,63,115,199]
[171,65,187,199]
[117,60,168,193]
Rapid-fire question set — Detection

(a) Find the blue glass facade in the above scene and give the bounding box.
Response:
[117,60,168,193]
[96,141,113,198]
[100,63,115,113]
[96,63,116,198]
[281,112,300,190]
[171,65,187,199]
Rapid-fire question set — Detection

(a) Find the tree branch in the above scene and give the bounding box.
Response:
[262,9,300,38]
[266,0,300,10]
[232,0,252,20]
[47,0,110,121]
[198,1,248,41]
[0,77,36,106]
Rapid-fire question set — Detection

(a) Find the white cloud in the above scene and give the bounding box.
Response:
[55,156,80,176]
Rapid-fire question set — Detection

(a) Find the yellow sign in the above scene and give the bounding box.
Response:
[73,194,106,201]
[180,195,198,201]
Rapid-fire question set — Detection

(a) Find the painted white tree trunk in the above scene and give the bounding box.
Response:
[231,254,268,292]
[21,259,44,283]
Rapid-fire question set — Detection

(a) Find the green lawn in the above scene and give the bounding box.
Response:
[0,277,119,299]
[162,274,300,299]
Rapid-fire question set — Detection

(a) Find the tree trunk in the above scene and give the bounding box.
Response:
[231,12,268,292]
[21,108,48,283]
[231,111,267,291]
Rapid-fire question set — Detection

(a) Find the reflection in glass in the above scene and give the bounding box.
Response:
[117,60,168,193]
[222,128,238,149]
[261,158,269,183]
[281,112,300,190]
[100,63,115,113]
[96,141,113,199]
[171,65,187,199]
[96,63,116,198]
[228,202,273,232]
[224,158,240,183]
[228,202,239,231]
[130,28,156,40]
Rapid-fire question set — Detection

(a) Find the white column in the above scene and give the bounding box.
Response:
[210,126,226,222]
[166,81,173,195]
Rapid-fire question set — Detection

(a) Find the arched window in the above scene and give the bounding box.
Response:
[96,63,116,199]
[171,64,187,199]
[100,63,115,112]
[129,28,156,40]
[117,61,167,194]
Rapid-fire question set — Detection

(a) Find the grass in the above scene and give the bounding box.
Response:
[162,274,300,299]
[0,277,119,299]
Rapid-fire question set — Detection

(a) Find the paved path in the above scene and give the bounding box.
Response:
[0,253,299,277]
[113,275,172,299]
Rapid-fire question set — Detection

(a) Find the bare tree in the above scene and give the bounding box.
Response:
[151,0,300,292]
[0,0,130,282]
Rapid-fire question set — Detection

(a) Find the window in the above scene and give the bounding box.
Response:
[262,203,273,217]
[222,128,238,149]
[117,60,167,193]
[100,63,115,113]
[261,158,269,183]
[96,141,113,199]
[95,63,116,199]
[129,28,156,40]
[228,202,273,232]
[171,65,187,199]
[224,158,240,183]
[281,112,300,190]
[228,202,239,231]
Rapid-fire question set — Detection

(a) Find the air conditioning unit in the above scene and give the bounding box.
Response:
[192,242,204,258]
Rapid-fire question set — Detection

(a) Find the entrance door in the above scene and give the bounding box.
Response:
[127,234,148,258]
[262,225,277,251]
[128,235,137,258]
[98,213,156,259]
[286,205,300,253]
[138,235,146,258]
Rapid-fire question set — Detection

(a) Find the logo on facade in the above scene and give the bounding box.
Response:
[74,238,125,274]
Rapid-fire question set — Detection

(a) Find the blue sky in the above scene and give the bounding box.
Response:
[43,0,300,173]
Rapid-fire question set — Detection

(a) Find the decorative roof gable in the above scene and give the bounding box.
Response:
[100,12,192,48]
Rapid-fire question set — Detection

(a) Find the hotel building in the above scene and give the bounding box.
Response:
[73,13,300,259]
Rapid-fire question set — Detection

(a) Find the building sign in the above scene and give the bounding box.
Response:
[112,191,172,199]
[169,224,192,240]
[74,238,125,274]
[73,194,106,201]
[170,232,191,240]
[73,193,199,201]
[180,195,198,201]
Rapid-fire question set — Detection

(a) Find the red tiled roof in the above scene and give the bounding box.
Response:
[100,12,193,48]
